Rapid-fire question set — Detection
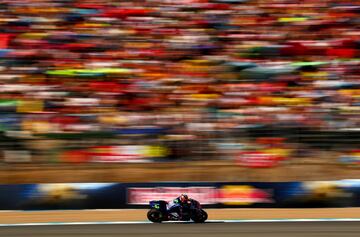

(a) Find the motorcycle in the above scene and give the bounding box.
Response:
[147,199,208,223]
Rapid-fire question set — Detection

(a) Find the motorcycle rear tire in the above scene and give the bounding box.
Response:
[147,209,163,223]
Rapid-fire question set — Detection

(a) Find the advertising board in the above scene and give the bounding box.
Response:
[219,185,274,205]
[128,186,218,205]
[237,151,279,167]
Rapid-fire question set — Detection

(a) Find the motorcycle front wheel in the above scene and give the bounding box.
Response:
[191,209,208,223]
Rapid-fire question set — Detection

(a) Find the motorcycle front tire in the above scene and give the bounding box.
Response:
[191,209,208,223]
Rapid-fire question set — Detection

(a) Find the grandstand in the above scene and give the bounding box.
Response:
[0,0,359,182]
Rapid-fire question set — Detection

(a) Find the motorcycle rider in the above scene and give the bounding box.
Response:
[167,194,191,220]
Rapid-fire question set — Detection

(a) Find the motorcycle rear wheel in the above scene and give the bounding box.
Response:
[147,209,163,223]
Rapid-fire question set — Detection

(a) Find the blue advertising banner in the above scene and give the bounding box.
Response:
[0,183,126,210]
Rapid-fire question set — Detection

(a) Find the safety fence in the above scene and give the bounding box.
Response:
[0,126,359,164]
[1,180,360,210]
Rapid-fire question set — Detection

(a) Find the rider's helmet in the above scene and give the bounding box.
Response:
[179,194,189,203]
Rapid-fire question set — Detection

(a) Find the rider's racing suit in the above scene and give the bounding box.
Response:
[167,197,189,219]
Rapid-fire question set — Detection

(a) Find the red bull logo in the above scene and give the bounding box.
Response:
[219,185,274,205]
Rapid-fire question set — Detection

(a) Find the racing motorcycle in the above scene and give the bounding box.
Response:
[147,199,208,223]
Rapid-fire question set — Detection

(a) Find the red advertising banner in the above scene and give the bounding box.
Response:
[127,187,218,205]
[236,151,279,168]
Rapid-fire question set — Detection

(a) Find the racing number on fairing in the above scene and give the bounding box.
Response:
[154,204,160,209]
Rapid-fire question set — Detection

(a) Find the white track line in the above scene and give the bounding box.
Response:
[2,219,360,227]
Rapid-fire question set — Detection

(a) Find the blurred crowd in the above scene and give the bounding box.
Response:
[0,0,359,163]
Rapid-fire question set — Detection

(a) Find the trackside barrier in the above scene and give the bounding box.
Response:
[1,180,360,210]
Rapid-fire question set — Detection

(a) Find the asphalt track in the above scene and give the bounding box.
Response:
[1,221,360,237]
